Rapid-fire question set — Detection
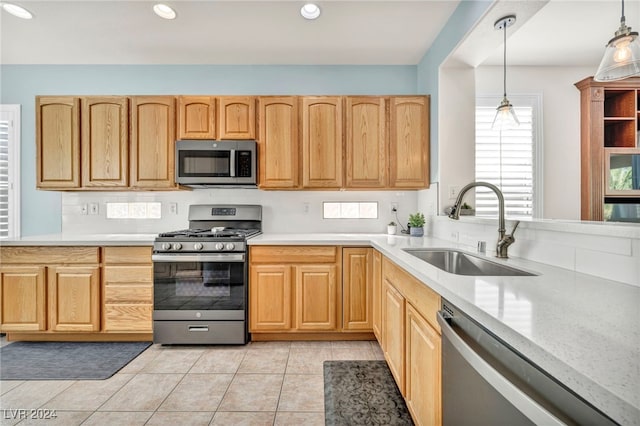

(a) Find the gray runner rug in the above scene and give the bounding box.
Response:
[0,341,152,380]
[324,360,414,426]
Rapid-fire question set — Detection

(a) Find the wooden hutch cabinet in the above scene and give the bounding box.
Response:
[575,77,640,222]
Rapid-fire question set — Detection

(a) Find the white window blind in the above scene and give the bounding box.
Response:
[475,95,542,220]
[0,105,20,239]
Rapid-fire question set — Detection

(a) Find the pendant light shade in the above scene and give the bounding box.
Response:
[492,15,519,131]
[594,0,640,81]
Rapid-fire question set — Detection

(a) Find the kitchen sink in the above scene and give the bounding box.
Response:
[403,248,536,276]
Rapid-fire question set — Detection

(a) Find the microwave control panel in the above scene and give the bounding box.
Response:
[236,151,252,177]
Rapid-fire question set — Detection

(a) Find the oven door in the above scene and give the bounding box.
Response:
[152,253,246,321]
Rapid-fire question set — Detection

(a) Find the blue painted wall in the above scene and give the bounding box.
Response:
[0,65,417,236]
[417,0,493,182]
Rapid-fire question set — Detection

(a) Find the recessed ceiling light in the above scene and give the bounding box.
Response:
[300,3,320,20]
[153,3,176,20]
[1,3,33,19]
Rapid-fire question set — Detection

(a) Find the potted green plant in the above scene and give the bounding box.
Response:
[387,221,397,235]
[408,212,425,237]
[460,202,475,216]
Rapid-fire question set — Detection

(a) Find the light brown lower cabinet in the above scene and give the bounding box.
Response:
[0,266,47,331]
[102,247,153,332]
[372,249,382,340]
[380,255,442,426]
[48,265,101,332]
[0,245,153,340]
[249,246,340,332]
[342,247,373,331]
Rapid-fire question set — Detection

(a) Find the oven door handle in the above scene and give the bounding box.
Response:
[152,254,245,262]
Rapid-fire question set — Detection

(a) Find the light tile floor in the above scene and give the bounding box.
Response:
[0,338,385,426]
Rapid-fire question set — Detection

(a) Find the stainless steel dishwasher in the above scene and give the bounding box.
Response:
[437,299,618,425]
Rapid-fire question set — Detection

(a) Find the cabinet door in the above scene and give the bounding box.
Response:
[372,250,382,341]
[342,247,372,331]
[81,97,129,188]
[0,266,46,331]
[295,265,338,330]
[345,97,387,188]
[218,96,255,139]
[130,96,176,189]
[302,96,343,188]
[249,265,292,331]
[103,265,153,332]
[48,266,101,332]
[177,96,216,140]
[389,96,430,188]
[36,96,80,189]
[406,303,441,426]
[382,279,406,396]
[257,96,299,189]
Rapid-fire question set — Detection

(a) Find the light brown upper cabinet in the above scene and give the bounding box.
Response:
[130,96,177,189]
[36,96,81,189]
[177,96,216,140]
[218,96,256,139]
[345,97,387,188]
[389,96,430,188]
[302,96,343,188]
[81,97,129,188]
[257,96,299,189]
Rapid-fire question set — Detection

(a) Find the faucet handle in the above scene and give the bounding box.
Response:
[509,220,520,236]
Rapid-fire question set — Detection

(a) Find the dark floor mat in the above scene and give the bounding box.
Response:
[0,341,151,380]
[324,360,414,425]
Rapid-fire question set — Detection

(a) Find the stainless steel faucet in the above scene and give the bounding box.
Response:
[448,181,519,259]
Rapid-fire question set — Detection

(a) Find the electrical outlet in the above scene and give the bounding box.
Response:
[89,202,99,215]
[390,202,399,214]
[303,202,310,214]
[81,204,88,215]
[450,231,459,242]
[169,202,178,215]
[448,185,460,199]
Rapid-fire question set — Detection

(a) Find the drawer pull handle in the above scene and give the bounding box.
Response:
[188,326,209,332]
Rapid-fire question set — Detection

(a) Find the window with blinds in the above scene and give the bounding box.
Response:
[0,105,20,239]
[475,95,542,219]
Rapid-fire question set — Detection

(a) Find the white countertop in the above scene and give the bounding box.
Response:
[0,233,157,246]
[249,233,640,425]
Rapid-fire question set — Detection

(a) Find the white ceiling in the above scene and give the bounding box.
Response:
[0,0,638,67]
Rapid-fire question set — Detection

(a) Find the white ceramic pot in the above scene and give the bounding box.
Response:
[387,225,397,235]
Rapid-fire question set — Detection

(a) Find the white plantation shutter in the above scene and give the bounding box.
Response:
[475,95,542,219]
[0,105,20,239]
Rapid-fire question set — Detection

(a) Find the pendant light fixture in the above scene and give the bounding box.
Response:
[492,15,519,131]
[594,0,640,81]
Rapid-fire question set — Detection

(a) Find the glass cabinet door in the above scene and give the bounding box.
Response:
[605,149,640,195]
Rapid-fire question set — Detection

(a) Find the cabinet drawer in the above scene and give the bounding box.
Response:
[104,285,153,303]
[383,257,440,333]
[103,247,152,264]
[0,246,100,264]
[103,266,152,284]
[103,304,153,332]
[250,246,338,263]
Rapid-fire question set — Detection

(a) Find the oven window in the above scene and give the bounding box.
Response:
[154,261,245,310]
[179,150,231,177]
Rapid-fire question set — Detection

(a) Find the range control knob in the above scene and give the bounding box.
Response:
[215,242,224,251]
[161,243,171,251]
[172,243,182,250]
[193,243,204,251]
[225,243,235,251]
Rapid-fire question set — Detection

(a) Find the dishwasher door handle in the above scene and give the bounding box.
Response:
[437,311,566,426]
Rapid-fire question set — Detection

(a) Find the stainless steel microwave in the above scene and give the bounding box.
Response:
[175,140,257,187]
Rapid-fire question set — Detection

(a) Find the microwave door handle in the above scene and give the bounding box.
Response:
[230,149,236,177]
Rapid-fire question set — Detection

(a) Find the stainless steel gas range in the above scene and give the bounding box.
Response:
[152,204,262,344]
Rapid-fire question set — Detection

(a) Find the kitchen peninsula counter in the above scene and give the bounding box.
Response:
[249,233,640,426]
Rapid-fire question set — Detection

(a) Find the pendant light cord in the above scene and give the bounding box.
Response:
[503,22,507,99]
[621,0,625,24]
